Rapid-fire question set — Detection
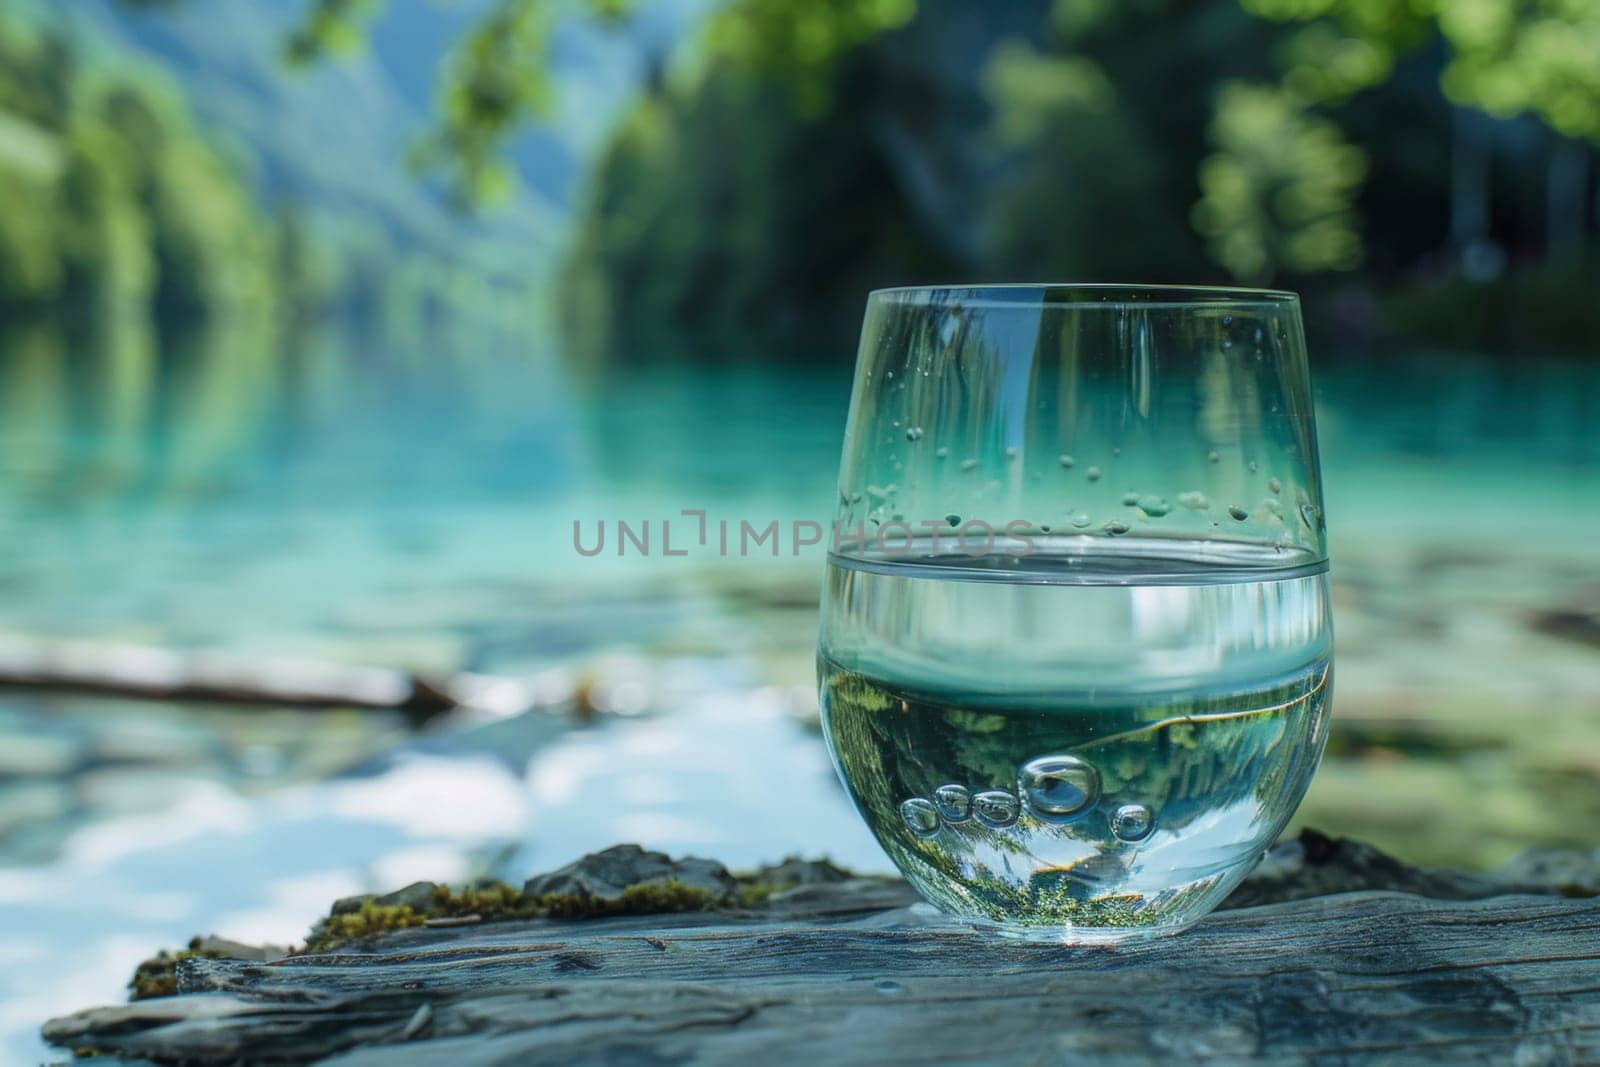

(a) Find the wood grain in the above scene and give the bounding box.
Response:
[43,832,1600,1065]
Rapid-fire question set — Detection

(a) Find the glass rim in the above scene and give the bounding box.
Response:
[867,282,1299,309]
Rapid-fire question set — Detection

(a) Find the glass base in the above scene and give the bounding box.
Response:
[968,913,1206,946]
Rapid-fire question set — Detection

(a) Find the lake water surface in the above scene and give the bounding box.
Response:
[1,325,1597,1060]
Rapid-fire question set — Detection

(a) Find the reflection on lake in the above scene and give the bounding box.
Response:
[0,322,1597,1061]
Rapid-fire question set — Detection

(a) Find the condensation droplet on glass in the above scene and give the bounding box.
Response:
[905,426,924,442]
[960,458,979,472]
[972,790,1020,828]
[1228,505,1249,521]
[899,798,939,836]
[1178,490,1210,510]
[1121,491,1140,506]
[1137,495,1172,518]
[1058,453,1075,469]
[935,446,950,459]
[1069,511,1092,528]
[1085,466,1102,482]
[1104,520,1130,535]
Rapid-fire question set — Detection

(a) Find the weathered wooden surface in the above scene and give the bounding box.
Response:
[44,832,1600,1065]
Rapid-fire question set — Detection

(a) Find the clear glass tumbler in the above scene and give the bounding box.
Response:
[817,285,1332,942]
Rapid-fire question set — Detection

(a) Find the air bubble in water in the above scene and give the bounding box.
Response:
[1207,449,1221,463]
[1121,491,1140,506]
[1269,477,1282,494]
[1228,505,1249,521]
[1300,503,1320,529]
[1058,454,1075,469]
[1104,520,1130,535]
[972,790,1020,827]
[935,446,950,459]
[900,797,940,836]
[1005,446,1018,459]
[905,427,924,442]
[1085,466,1102,482]
[1178,491,1210,510]
[1111,804,1154,842]
[1136,495,1172,517]
[1069,511,1092,528]
[933,784,972,822]
[1248,461,1259,473]
[1019,755,1100,817]
[960,458,979,472]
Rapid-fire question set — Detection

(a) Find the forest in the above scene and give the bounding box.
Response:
[0,0,1596,361]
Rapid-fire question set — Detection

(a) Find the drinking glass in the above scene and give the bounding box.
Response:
[817,285,1332,943]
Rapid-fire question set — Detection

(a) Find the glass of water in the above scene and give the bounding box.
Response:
[817,285,1332,943]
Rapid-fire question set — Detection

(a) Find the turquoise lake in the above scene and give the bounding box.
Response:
[0,329,1597,1060]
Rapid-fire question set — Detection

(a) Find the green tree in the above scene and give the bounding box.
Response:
[0,15,276,318]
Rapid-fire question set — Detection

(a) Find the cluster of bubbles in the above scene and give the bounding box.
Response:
[898,754,1156,843]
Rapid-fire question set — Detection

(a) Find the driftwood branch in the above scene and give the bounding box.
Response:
[41,831,1600,1065]
[0,633,579,723]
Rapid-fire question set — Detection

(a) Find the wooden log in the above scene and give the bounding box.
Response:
[42,832,1600,1065]
[0,633,580,724]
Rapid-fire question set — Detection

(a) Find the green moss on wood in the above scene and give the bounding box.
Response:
[127,856,855,998]
[301,901,429,953]
[298,878,718,953]
[127,938,231,1001]
[737,882,778,907]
